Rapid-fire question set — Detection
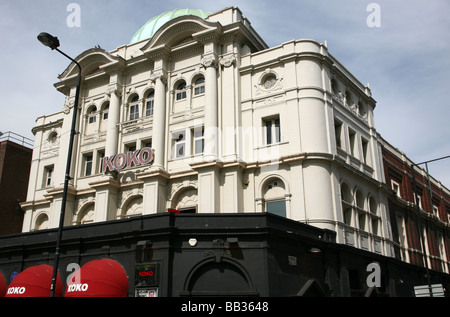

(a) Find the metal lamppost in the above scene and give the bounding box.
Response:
[37,32,82,297]
[411,154,450,297]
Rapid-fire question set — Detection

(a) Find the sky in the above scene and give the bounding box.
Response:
[0,0,449,186]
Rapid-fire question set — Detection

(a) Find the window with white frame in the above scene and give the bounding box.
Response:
[193,127,204,155]
[97,150,105,174]
[361,137,370,165]
[145,91,154,117]
[141,139,152,149]
[432,204,439,217]
[348,128,356,157]
[264,179,287,218]
[334,119,343,149]
[176,81,187,100]
[83,153,93,176]
[174,131,186,158]
[44,165,54,188]
[263,116,281,145]
[102,103,109,120]
[193,76,205,95]
[129,96,140,120]
[414,193,422,209]
[391,180,401,197]
[88,107,97,124]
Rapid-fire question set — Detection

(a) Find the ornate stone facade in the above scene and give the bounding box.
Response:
[22,7,393,259]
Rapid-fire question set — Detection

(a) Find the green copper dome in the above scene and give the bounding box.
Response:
[130,9,211,44]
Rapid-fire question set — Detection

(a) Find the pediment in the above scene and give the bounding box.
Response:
[58,48,125,80]
[139,15,221,54]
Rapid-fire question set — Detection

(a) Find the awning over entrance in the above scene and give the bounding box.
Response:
[0,272,6,297]
[5,264,63,297]
[65,259,129,297]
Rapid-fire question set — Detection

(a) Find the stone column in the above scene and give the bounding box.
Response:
[151,69,167,170]
[202,52,219,162]
[105,84,122,157]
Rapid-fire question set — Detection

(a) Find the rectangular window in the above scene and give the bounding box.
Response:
[433,205,439,217]
[334,120,343,149]
[391,180,401,197]
[129,104,139,120]
[415,194,422,209]
[193,128,204,155]
[146,99,154,117]
[349,129,356,156]
[264,117,281,145]
[97,150,105,174]
[194,78,205,95]
[44,165,54,187]
[125,143,137,167]
[266,200,286,218]
[361,137,370,164]
[174,131,186,158]
[84,154,93,176]
[126,143,137,153]
[142,139,152,149]
[88,114,96,124]
[103,105,109,120]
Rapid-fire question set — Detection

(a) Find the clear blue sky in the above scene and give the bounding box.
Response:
[1,0,449,185]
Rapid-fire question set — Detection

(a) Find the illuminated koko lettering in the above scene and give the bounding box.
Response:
[102,147,154,173]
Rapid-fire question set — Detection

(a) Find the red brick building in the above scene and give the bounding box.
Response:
[381,137,450,274]
[0,132,33,235]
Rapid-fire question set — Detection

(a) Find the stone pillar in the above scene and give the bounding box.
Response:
[220,50,239,162]
[105,84,122,157]
[151,67,167,170]
[90,178,120,222]
[202,50,219,162]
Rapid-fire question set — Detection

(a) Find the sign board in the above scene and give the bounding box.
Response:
[102,147,154,173]
[135,263,159,287]
[135,287,158,297]
[414,284,445,297]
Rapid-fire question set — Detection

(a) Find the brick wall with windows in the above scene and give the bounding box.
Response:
[0,140,32,235]
[381,138,450,272]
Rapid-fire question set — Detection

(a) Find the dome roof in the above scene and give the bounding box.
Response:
[130,9,211,44]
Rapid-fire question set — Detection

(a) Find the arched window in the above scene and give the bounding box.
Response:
[129,96,140,120]
[263,178,286,218]
[355,189,366,230]
[369,196,379,235]
[88,106,97,124]
[341,183,352,225]
[193,76,205,95]
[145,90,154,117]
[35,214,49,230]
[102,102,109,120]
[176,81,187,100]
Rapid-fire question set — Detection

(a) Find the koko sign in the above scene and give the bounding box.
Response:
[102,147,154,173]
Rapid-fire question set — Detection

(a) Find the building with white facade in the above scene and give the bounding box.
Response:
[21,7,393,258]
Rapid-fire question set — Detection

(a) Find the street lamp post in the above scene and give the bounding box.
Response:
[37,32,82,297]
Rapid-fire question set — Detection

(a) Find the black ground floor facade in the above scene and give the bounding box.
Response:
[0,213,449,297]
